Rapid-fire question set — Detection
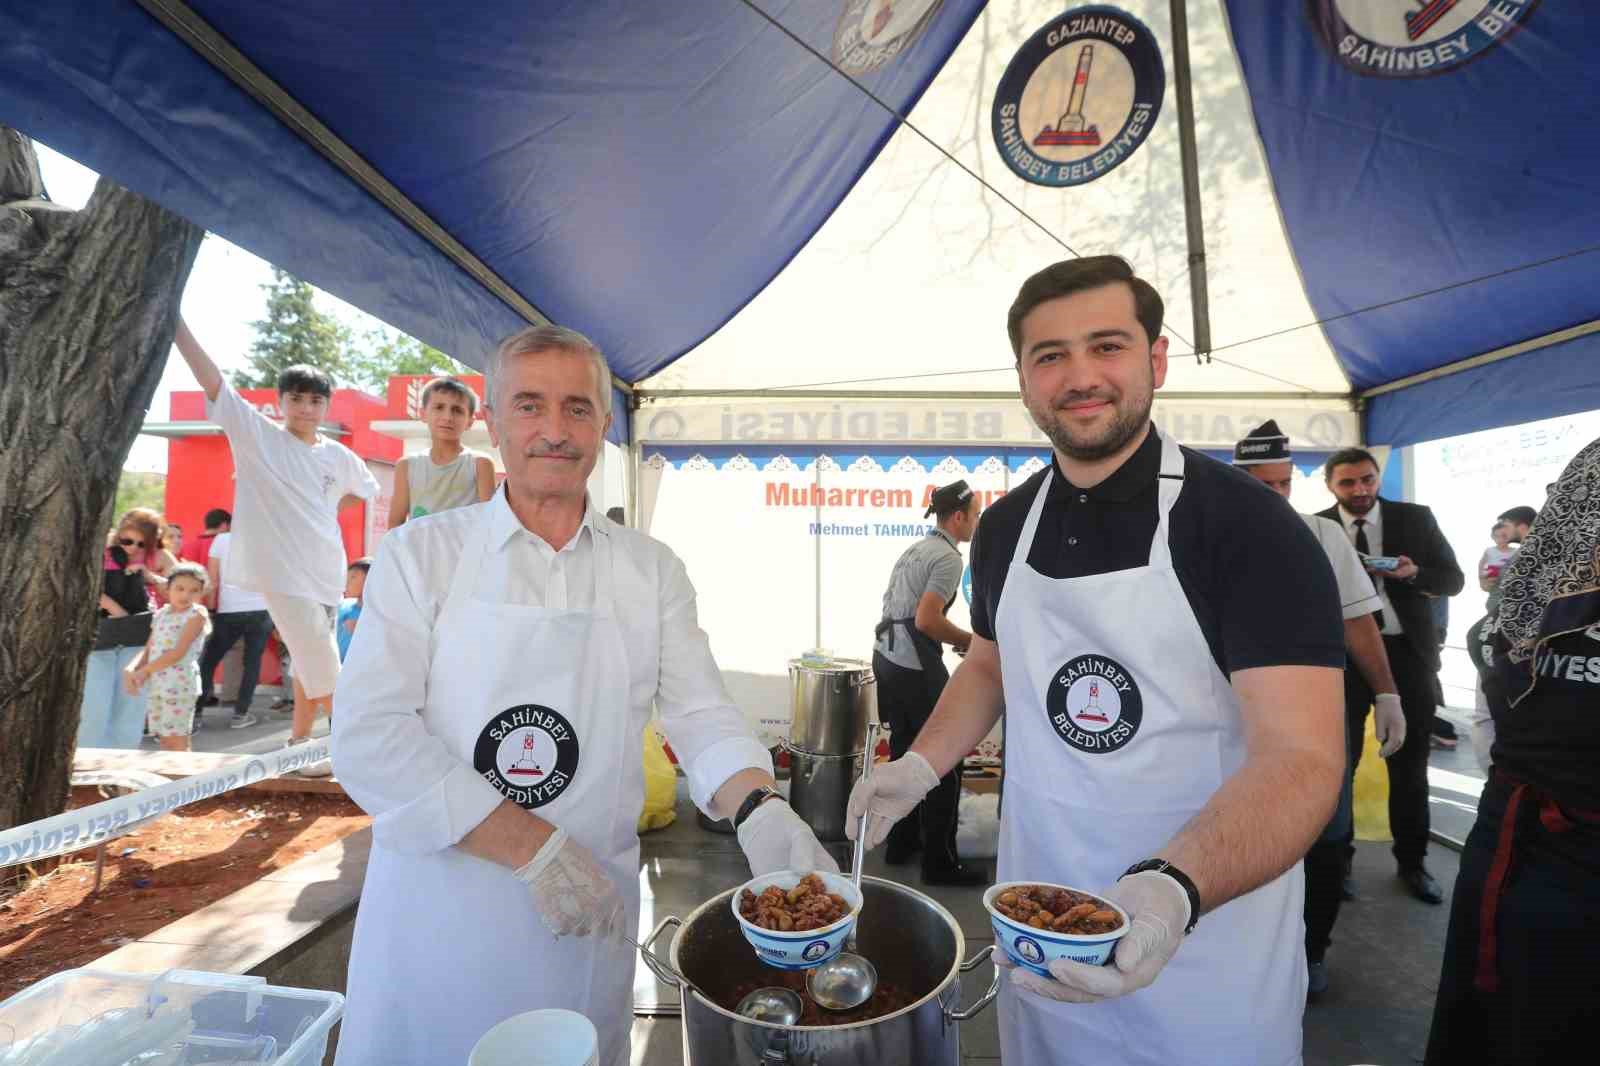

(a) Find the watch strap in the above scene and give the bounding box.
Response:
[733,786,781,829]
[1122,858,1201,934]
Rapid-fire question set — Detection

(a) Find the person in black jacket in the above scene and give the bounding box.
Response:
[1319,448,1464,904]
[1425,438,1600,1065]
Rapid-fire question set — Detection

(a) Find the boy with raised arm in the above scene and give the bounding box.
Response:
[174,319,378,771]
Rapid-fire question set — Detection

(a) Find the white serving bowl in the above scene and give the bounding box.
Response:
[983,881,1130,977]
[730,870,864,971]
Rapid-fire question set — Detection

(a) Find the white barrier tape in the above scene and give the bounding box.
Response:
[0,739,331,870]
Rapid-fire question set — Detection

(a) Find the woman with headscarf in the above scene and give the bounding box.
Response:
[1425,438,1600,1064]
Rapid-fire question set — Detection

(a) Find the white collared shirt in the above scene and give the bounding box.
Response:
[333,486,771,849]
[1302,514,1382,621]
[1337,502,1401,635]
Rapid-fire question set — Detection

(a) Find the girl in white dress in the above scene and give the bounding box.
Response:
[125,563,212,751]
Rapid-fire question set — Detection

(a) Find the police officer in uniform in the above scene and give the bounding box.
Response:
[871,480,985,885]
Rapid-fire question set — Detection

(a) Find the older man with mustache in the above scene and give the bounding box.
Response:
[848,256,1347,1065]
[331,325,833,1066]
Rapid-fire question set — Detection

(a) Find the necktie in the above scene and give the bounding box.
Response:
[1354,518,1388,630]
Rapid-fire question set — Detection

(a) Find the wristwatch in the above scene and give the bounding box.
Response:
[733,786,783,829]
[1122,858,1201,934]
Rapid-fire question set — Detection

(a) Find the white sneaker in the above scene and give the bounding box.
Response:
[229,713,259,730]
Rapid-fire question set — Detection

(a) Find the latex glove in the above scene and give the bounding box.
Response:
[736,799,841,876]
[1009,871,1192,1004]
[513,828,625,939]
[844,752,940,848]
[1373,692,1407,758]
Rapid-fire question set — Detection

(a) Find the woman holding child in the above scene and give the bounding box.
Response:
[80,508,176,748]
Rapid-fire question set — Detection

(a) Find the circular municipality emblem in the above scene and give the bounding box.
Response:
[961,563,974,606]
[992,6,1165,188]
[832,0,945,76]
[1308,0,1539,78]
[802,940,832,962]
[1304,412,1344,448]
[1014,935,1046,965]
[1046,654,1143,754]
[646,409,686,441]
[474,704,581,810]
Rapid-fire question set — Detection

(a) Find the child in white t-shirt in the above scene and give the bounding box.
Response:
[124,563,212,752]
[175,319,378,773]
[1479,520,1516,594]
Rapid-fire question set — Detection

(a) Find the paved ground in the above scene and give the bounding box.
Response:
[168,688,328,755]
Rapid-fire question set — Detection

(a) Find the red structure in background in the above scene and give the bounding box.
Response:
[158,386,403,685]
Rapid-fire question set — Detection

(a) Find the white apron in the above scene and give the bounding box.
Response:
[994,430,1304,1066]
[336,510,644,1066]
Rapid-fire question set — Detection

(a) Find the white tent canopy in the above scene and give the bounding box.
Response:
[643,0,1352,434]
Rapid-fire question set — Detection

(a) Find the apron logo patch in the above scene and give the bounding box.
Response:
[1046,654,1142,753]
[474,704,581,809]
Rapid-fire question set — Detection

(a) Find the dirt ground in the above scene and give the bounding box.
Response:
[0,788,368,999]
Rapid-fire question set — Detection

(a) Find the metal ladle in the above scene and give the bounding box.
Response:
[807,722,880,1011]
[734,985,804,1025]
[627,926,802,1025]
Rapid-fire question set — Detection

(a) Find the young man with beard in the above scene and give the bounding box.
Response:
[1319,449,1464,905]
[848,256,1345,1065]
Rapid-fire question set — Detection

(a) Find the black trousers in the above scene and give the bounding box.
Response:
[1343,634,1438,870]
[1425,777,1600,1064]
[872,652,963,872]
[1303,708,1354,963]
[197,610,273,716]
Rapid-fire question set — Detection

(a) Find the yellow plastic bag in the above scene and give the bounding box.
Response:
[1352,711,1392,843]
[638,723,677,833]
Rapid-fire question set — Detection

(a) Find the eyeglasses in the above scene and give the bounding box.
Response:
[119,537,146,549]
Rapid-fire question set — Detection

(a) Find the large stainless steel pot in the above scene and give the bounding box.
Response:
[637,876,999,1065]
[787,658,876,756]
[784,748,864,843]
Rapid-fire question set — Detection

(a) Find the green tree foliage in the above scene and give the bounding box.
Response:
[113,471,166,522]
[232,267,467,394]
[346,329,469,393]
[232,268,351,388]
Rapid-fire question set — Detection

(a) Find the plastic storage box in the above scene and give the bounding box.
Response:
[0,968,344,1065]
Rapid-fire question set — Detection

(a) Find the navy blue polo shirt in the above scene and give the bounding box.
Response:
[969,427,1344,678]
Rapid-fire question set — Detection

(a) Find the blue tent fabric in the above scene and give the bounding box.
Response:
[1224,1,1600,444]
[1366,328,1600,447]
[0,1,983,445]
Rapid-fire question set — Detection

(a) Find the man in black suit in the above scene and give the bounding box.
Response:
[1320,448,1464,904]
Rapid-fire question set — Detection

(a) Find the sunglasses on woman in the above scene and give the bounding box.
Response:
[119,536,146,549]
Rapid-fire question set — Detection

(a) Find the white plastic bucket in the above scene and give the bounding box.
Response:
[468,1008,599,1066]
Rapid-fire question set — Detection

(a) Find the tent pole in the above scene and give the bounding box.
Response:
[1170,0,1211,361]
[814,459,823,650]
[1360,318,1600,399]
[633,388,1354,403]
[628,437,641,530]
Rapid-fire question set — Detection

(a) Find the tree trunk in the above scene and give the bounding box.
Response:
[0,127,203,841]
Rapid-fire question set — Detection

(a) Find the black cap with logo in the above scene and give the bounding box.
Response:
[1232,420,1291,466]
[925,479,975,519]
